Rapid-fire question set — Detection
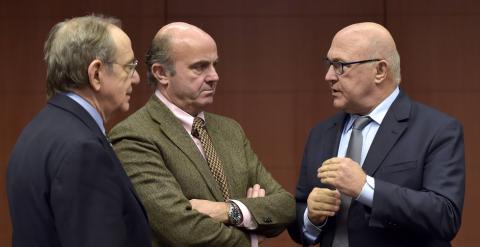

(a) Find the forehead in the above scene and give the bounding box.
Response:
[327,31,369,61]
[170,35,218,64]
[109,25,134,61]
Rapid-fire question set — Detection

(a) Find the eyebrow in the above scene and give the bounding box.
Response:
[127,57,136,64]
[189,59,218,69]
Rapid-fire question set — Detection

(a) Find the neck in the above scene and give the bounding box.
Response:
[158,88,201,117]
[72,89,109,123]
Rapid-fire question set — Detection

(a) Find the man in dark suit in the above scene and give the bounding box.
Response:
[288,22,465,247]
[7,15,151,247]
[109,22,295,246]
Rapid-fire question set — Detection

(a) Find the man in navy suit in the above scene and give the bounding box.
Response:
[7,15,151,247]
[288,22,465,247]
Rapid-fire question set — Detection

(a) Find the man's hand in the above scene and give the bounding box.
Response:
[247,184,265,198]
[247,184,266,244]
[318,157,367,197]
[307,188,341,225]
[189,199,229,223]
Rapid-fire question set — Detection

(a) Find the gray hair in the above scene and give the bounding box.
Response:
[44,14,121,98]
[369,38,401,84]
[389,49,401,84]
[145,34,176,87]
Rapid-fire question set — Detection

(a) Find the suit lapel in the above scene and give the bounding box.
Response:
[313,113,347,188]
[146,96,225,201]
[363,91,411,175]
[330,112,348,158]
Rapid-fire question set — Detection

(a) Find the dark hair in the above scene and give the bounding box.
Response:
[145,34,176,87]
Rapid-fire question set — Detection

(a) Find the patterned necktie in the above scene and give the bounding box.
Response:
[333,116,372,247]
[191,117,230,201]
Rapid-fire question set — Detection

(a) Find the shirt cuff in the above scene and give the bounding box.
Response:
[356,175,375,207]
[231,199,257,230]
[302,208,327,244]
[250,234,258,247]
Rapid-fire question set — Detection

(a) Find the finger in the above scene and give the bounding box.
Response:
[318,169,336,179]
[309,201,340,213]
[247,187,253,198]
[331,189,341,198]
[320,176,336,187]
[312,194,341,205]
[319,162,337,173]
[259,188,266,197]
[252,184,260,198]
[322,157,339,166]
[309,189,340,204]
[329,157,343,163]
[311,209,338,217]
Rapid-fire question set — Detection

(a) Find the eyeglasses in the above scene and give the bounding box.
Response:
[111,59,139,78]
[325,58,381,75]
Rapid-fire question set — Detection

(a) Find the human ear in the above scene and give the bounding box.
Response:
[151,63,171,86]
[374,60,388,84]
[88,59,103,91]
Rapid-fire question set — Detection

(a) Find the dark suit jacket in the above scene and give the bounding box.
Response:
[109,95,295,247]
[7,94,151,247]
[288,91,465,247]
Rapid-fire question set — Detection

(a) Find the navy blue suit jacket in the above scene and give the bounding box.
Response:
[288,91,465,247]
[7,94,151,247]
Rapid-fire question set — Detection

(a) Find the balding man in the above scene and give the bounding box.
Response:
[109,22,295,246]
[288,22,465,247]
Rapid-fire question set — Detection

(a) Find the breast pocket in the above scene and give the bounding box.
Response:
[380,160,417,173]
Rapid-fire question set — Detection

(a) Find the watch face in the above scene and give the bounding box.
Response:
[228,202,243,226]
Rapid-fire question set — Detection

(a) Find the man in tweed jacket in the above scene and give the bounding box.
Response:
[109,22,295,247]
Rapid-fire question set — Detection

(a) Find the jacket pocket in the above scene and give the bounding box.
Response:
[380,160,417,173]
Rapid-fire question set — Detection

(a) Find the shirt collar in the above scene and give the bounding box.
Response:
[65,92,106,135]
[344,86,400,133]
[155,90,205,133]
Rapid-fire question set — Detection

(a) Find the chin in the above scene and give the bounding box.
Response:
[332,100,345,110]
[200,97,214,105]
[120,103,130,112]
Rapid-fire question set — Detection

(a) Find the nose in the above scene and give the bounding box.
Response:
[206,65,219,82]
[131,70,140,85]
[325,65,338,83]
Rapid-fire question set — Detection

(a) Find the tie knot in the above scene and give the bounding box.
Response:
[352,116,372,130]
[191,117,205,138]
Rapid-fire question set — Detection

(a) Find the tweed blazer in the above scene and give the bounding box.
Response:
[110,95,295,247]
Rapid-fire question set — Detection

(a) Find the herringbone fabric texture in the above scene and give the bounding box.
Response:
[192,117,230,201]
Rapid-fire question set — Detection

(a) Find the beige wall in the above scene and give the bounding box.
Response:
[1,0,478,246]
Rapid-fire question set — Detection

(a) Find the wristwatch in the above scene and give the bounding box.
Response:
[227,201,243,226]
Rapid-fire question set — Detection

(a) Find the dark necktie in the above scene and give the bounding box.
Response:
[333,116,372,247]
[191,117,230,201]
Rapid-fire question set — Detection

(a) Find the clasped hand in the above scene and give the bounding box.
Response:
[307,157,367,225]
[318,157,366,197]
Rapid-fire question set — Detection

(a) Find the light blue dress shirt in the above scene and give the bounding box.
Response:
[65,92,106,135]
[302,87,400,244]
